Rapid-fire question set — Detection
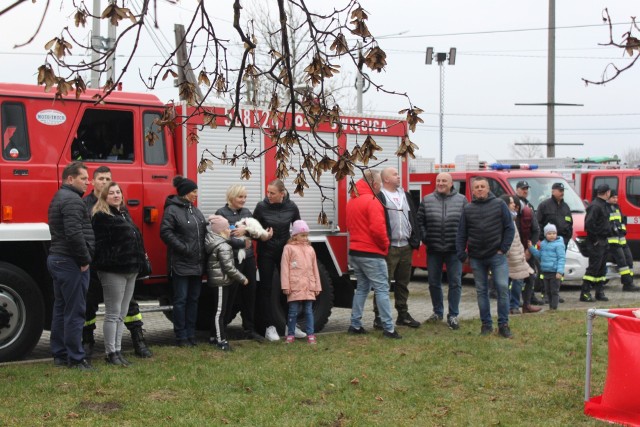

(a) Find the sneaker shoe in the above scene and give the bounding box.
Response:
[373,317,383,330]
[530,295,544,306]
[286,325,307,339]
[105,352,125,366]
[579,292,594,302]
[425,313,443,323]
[396,313,421,328]
[498,324,513,339]
[245,330,266,342]
[175,339,189,347]
[69,358,95,371]
[187,337,197,347]
[623,284,640,292]
[480,324,493,336]
[265,326,280,341]
[509,308,521,315]
[53,357,67,368]
[383,330,402,339]
[347,326,367,335]
[285,335,295,344]
[595,292,609,302]
[216,341,232,351]
[447,316,460,330]
[307,335,317,345]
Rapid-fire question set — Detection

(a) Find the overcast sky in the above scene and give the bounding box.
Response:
[0,1,638,164]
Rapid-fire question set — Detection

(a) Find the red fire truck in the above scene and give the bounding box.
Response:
[408,163,589,280]
[0,83,408,362]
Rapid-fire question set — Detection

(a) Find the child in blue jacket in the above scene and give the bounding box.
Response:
[528,223,566,310]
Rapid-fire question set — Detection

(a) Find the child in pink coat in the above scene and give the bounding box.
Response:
[281,220,322,344]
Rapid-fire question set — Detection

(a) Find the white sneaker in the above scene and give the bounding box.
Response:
[286,325,307,339]
[265,326,280,341]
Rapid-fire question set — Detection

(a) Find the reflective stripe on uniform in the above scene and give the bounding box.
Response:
[619,268,633,276]
[608,237,620,244]
[583,275,607,283]
[84,317,97,327]
[124,313,143,323]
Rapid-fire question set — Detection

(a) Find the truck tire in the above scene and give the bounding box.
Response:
[269,262,334,336]
[0,262,45,362]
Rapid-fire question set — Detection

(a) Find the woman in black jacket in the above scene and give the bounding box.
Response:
[253,179,300,341]
[160,176,207,347]
[91,182,145,366]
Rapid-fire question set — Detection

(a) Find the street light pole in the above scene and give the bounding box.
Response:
[426,47,456,164]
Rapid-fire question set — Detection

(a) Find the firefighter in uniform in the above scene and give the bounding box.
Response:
[82,166,153,358]
[607,189,640,292]
[580,184,612,302]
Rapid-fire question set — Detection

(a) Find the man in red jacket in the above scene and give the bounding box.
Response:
[346,170,401,339]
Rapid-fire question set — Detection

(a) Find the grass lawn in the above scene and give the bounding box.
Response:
[0,310,611,426]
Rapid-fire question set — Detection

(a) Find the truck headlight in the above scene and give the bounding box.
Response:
[567,239,580,253]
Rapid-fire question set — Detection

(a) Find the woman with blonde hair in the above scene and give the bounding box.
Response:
[91,182,146,366]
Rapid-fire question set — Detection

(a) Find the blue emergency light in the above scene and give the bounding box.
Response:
[490,163,539,171]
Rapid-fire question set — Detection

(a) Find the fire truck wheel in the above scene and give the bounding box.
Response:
[0,262,45,363]
[269,262,334,336]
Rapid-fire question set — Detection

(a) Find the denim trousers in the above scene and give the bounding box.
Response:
[172,275,202,340]
[427,251,462,318]
[509,279,524,311]
[469,253,510,327]
[374,245,413,318]
[350,255,394,332]
[287,300,314,336]
[98,271,137,354]
[48,255,90,363]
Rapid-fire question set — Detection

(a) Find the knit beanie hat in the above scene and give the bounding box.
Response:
[291,219,310,236]
[544,223,557,235]
[208,215,229,234]
[173,175,198,197]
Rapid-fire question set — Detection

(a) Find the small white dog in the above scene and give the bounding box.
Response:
[235,217,269,263]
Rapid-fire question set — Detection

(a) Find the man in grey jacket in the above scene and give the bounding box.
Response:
[416,172,467,330]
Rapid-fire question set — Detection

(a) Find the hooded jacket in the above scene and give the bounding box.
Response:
[253,194,300,260]
[347,178,389,257]
[416,188,467,253]
[48,184,95,266]
[529,237,566,274]
[506,224,533,280]
[205,232,247,287]
[456,192,515,261]
[280,240,322,302]
[91,205,145,274]
[160,195,207,276]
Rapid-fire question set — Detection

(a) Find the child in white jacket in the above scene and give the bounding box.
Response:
[280,220,322,344]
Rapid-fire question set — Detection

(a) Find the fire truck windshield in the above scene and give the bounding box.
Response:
[508,177,585,213]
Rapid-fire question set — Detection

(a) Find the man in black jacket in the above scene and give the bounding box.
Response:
[580,184,612,302]
[47,161,95,370]
[416,172,467,330]
[456,176,515,338]
[373,167,421,329]
[537,182,573,249]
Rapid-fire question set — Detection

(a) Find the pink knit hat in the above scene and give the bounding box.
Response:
[208,215,229,234]
[291,219,310,236]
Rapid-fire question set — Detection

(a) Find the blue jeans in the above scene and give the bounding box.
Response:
[350,255,394,332]
[172,275,202,340]
[48,255,90,363]
[427,251,462,318]
[510,279,524,311]
[469,253,510,327]
[287,300,314,336]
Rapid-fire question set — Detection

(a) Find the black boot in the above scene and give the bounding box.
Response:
[579,283,594,302]
[130,327,153,358]
[595,287,609,302]
[82,328,95,358]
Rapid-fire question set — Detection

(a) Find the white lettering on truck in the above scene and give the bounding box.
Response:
[36,109,66,126]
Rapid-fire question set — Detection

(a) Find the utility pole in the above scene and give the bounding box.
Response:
[90,0,117,88]
[174,24,204,102]
[356,41,363,113]
[425,47,456,164]
[547,0,556,157]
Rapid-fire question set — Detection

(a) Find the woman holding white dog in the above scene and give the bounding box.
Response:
[253,179,301,341]
[215,184,265,342]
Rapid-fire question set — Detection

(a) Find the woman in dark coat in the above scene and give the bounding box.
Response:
[160,176,207,347]
[253,179,300,341]
[91,182,145,366]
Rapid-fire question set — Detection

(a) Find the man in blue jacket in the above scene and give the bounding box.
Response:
[456,176,515,338]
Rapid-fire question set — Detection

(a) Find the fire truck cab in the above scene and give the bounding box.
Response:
[409,164,589,281]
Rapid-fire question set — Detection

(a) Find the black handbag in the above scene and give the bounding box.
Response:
[139,253,152,279]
